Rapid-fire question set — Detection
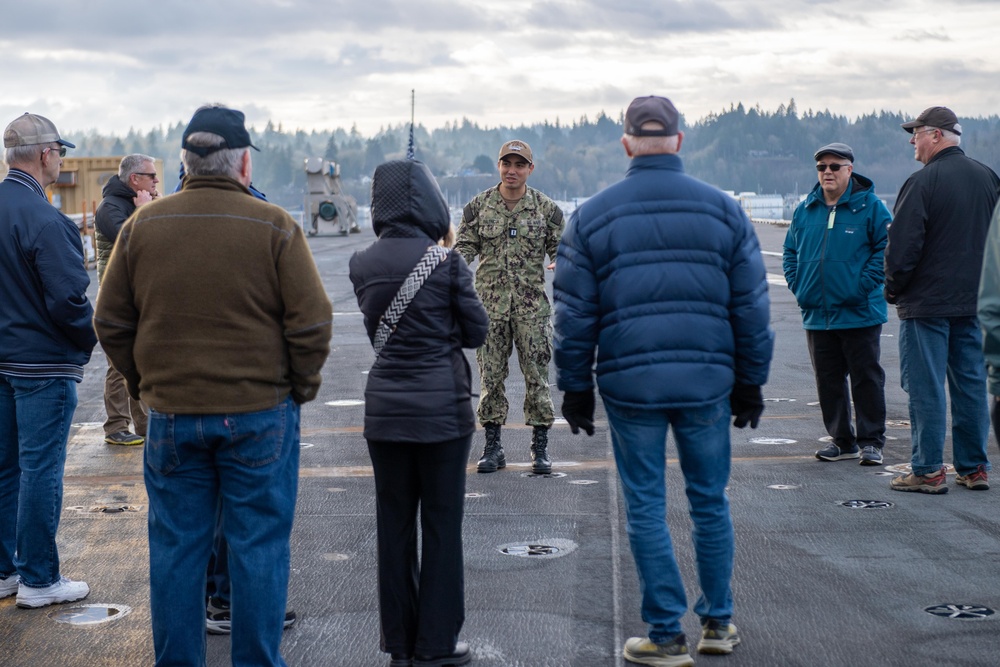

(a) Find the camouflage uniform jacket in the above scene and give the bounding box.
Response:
[456,184,564,318]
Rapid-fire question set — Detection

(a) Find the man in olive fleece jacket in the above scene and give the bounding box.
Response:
[94,106,331,667]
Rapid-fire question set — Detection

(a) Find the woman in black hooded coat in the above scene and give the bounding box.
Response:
[349,160,488,667]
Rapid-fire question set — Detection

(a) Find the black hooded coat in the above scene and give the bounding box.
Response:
[349,160,489,443]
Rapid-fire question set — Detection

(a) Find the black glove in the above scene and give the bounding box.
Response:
[562,390,595,436]
[730,384,764,429]
[991,396,1000,445]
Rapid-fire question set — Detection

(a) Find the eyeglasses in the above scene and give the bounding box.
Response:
[912,128,937,137]
[133,172,158,179]
[816,163,850,172]
[44,146,67,158]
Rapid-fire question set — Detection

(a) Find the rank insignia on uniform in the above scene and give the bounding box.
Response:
[509,228,517,237]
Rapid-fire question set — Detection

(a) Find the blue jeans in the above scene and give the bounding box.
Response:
[145,397,300,667]
[604,398,734,643]
[899,317,990,476]
[0,376,77,587]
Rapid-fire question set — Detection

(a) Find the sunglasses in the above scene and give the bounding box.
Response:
[44,146,67,158]
[816,163,849,172]
[133,172,158,178]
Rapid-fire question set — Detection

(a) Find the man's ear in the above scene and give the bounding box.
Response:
[621,135,634,158]
[241,149,253,184]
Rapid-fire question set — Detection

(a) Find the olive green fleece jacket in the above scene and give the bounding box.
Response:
[94,175,332,413]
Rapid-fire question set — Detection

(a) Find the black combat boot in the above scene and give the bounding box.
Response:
[477,423,506,473]
[530,426,552,474]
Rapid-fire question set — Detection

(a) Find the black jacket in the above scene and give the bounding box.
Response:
[886,146,1000,319]
[349,160,489,443]
[94,174,137,241]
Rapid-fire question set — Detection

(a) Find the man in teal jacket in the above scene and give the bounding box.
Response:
[783,143,891,465]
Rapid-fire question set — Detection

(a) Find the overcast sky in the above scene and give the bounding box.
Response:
[3,0,998,138]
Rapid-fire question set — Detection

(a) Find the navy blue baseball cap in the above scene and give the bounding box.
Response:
[182,107,259,157]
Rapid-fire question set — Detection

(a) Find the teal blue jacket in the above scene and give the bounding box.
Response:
[783,173,890,330]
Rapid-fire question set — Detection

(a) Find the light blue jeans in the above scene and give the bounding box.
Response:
[0,376,77,587]
[899,317,990,477]
[145,396,300,667]
[604,398,734,643]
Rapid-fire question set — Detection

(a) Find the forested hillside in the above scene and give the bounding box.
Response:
[68,101,1000,209]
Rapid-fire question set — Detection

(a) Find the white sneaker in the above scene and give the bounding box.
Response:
[0,574,19,598]
[16,576,89,608]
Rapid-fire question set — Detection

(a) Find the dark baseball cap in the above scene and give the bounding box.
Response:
[624,96,679,137]
[4,113,75,149]
[814,142,854,163]
[182,107,260,157]
[901,106,962,136]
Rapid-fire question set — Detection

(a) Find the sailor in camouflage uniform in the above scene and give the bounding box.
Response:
[455,140,565,474]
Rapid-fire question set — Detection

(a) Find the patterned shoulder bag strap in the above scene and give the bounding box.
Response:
[372,244,450,359]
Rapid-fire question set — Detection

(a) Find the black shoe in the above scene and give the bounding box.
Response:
[390,654,413,667]
[476,423,506,473]
[206,600,297,634]
[530,426,552,474]
[413,642,471,666]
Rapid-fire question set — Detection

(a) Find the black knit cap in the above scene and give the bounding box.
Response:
[182,107,260,157]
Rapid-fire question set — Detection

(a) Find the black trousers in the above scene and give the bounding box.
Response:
[806,325,887,449]
[367,435,472,657]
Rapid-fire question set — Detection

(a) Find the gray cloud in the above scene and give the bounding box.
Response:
[896,30,952,42]
[522,0,777,33]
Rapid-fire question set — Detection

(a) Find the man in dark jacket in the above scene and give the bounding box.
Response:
[783,143,891,466]
[885,106,1000,494]
[0,113,95,608]
[94,106,332,667]
[554,96,773,666]
[94,153,158,446]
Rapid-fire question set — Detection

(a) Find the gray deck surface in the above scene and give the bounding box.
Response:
[3,221,999,666]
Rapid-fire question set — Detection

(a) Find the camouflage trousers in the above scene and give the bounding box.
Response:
[476,313,554,427]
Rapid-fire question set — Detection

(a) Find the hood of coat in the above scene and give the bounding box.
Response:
[370,159,449,241]
[804,171,876,209]
[101,174,137,200]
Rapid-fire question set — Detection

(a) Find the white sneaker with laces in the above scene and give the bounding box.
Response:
[0,574,19,599]
[16,576,89,608]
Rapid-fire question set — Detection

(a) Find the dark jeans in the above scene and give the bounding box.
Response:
[206,500,230,606]
[806,325,886,450]
[367,435,471,658]
[0,376,77,586]
[145,397,299,667]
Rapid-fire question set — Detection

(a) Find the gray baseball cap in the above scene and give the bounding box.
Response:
[814,142,854,163]
[4,113,75,149]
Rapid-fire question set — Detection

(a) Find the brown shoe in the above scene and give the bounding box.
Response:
[890,468,948,494]
[955,464,989,490]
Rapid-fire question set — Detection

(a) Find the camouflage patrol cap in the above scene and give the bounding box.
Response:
[498,140,533,164]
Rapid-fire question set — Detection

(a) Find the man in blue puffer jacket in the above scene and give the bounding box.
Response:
[554,96,773,667]
[783,143,891,467]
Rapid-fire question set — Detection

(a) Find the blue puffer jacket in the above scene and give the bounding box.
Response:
[782,174,890,330]
[553,153,774,409]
